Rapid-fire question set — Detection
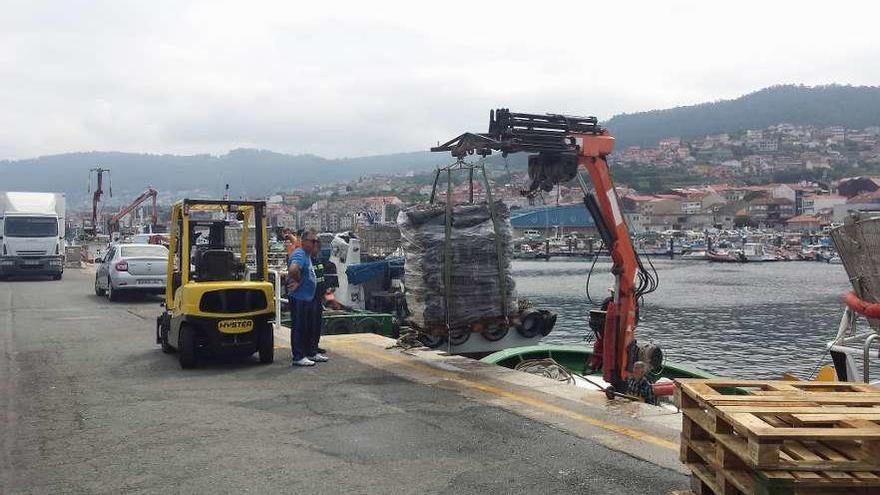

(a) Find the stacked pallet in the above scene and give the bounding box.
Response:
[675,379,880,495]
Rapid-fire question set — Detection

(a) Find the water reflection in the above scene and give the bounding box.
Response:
[512,259,849,379]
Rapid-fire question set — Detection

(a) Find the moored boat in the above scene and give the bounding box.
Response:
[481,343,714,381]
[707,249,746,263]
[480,343,715,406]
[680,249,708,260]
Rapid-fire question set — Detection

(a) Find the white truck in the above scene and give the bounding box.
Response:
[0,192,66,280]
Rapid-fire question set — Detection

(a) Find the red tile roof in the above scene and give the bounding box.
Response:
[786,214,821,224]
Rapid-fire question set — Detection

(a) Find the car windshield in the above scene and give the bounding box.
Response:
[121,245,168,258]
[4,217,58,237]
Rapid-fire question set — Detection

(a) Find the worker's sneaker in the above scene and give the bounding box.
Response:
[317,347,327,354]
[292,357,316,367]
[309,353,329,363]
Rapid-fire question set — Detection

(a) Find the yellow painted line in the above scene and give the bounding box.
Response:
[331,339,678,451]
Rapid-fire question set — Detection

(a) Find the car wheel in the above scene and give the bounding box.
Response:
[258,322,274,364]
[107,278,119,302]
[178,324,197,369]
[95,276,106,296]
[52,272,62,281]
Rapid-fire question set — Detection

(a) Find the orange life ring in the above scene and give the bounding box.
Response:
[844,291,880,318]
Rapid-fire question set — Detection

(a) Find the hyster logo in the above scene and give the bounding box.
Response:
[218,319,253,333]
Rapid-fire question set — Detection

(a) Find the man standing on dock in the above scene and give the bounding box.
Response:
[310,240,328,360]
[287,229,326,367]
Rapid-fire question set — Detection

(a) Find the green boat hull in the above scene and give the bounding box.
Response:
[480,343,716,380]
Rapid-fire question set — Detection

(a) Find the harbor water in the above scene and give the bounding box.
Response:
[512,258,851,379]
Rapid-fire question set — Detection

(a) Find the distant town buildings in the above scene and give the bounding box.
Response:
[614,124,880,179]
[207,124,880,238]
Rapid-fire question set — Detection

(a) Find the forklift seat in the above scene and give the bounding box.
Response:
[198,249,236,281]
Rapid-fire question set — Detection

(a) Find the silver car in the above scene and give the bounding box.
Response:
[94,243,168,301]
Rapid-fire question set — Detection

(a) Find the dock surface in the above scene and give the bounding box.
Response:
[1,269,688,494]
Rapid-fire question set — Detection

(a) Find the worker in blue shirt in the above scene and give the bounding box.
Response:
[287,229,327,366]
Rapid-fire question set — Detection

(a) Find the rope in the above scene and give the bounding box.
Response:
[584,241,605,305]
[481,163,509,322]
[502,154,515,190]
[387,327,425,350]
[514,358,576,385]
[444,168,453,354]
[807,347,831,380]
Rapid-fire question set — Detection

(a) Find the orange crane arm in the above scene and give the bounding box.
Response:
[577,132,638,387]
[433,109,653,389]
[110,187,158,228]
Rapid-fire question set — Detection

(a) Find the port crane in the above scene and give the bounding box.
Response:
[433,109,658,391]
[109,187,159,234]
[86,167,111,236]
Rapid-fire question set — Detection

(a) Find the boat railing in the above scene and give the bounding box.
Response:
[269,269,287,331]
[826,307,880,383]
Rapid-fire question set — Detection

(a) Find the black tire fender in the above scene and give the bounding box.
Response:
[448,327,470,346]
[539,311,557,336]
[418,333,445,348]
[482,324,509,342]
[516,310,544,338]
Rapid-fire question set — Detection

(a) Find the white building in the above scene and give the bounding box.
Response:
[802,194,847,215]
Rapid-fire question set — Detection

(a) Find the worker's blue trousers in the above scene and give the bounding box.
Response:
[289,297,316,361]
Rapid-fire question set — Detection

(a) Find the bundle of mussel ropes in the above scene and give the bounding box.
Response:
[513,358,576,385]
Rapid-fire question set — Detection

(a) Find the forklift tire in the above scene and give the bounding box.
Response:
[160,322,174,354]
[178,324,197,369]
[258,323,274,364]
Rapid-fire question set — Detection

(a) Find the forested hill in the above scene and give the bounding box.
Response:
[605,85,880,148]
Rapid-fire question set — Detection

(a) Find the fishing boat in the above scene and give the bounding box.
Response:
[480,343,715,407]
[481,344,714,381]
[680,249,708,260]
[817,214,880,385]
[707,249,746,263]
[741,242,779,262]
[513,243,549,260]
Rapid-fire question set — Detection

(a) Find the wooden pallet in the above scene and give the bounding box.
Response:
[682,430,880,495]
[676,379,880,471]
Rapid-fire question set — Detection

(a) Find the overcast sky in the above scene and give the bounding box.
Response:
[1,0,878,160]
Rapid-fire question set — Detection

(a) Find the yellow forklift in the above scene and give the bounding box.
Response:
[156,199,275,368]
